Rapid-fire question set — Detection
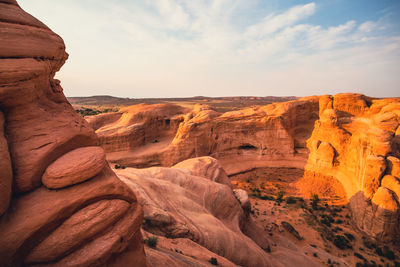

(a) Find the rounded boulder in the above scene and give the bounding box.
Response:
[42,146,106,189]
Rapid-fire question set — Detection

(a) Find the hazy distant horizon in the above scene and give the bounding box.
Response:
[67,93,399,99]
[19,0,400,98]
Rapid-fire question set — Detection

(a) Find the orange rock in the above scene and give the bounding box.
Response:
[42,146,106,189]
[300,93,400,241]
[117,163,273,266]
[0,2,146,266]
[387,156,400,178]
[172,156,232,188]
[0,112,12,216]
[381,175,400,200]
[96,98,320,175]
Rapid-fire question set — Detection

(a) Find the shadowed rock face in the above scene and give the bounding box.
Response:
[0,1,146,266]
[300,94,400,242]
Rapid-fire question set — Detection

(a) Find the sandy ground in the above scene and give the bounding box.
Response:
[231,167,400,267]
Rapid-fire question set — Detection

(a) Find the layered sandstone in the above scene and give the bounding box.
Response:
[93,98,320,174]
[116,157,322,267]
[300,94,400,241]
[0,2,146,266]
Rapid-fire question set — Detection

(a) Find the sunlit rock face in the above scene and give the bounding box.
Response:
[90,97,320,174]
[0,1,147,266]
[301,93,400,242]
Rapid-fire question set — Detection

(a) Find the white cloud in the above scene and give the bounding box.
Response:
[17,0,400,97]
[245,2,316,38]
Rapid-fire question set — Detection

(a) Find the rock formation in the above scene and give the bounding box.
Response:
[91,97,320,174]
[0,1,146,266]
[91,93,400,243]
[116,157,323,267]
[300,94,400,241]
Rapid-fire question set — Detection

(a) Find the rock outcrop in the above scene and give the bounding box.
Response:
[92,98,320,174]
[300,94,400,241]
[0,2,146,266]
[116,157,322,267]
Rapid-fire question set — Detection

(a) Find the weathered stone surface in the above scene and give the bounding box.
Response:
[233,189,251,211]
[88,103,187,153]
[42,146,106,189]
[387,156,400,178]
[300,93,400,241]
[381,175,400,200]
[368,187,399,240]
[173,156,232,188]
[0,2,146,266]
[116,164,273,267]
[0,111,12,216]
[26,199,130,263]
[93,98,320,174]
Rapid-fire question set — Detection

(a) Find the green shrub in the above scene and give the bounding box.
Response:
[264,245,271,253]
[285,196,297,204]
[321,218,331,227]
[375,247,383,256]
[362,237,376,249]
[333,226,342,232]
[335,219,343,224]
[333,235,351,250]
[383,246,395,260]
[354,252,365,260]
[209,257,218,265]
[144,236,158,248]
[311,194,320,209]
[276,191,285,202]
[344,233,354,241]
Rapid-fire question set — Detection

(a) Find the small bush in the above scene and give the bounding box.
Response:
[264,245,271,253]
[375,247,383,256]
[354,252,365,260]
[296,197,305,202]
[333,226,343,232]
[209,257,218,265]
[333,235,351,250]
[362,237,376,249]
[144,236,158,248]
[344,233,354,241]
[321,218,331,227]
[114,164,126,169]
[383,246,395,260]
[311,194,320,209]
[276,191,285,202]
[285,196,297,204]
[335,219,343,224]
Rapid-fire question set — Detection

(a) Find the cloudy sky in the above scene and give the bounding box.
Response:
[19,0,400,98]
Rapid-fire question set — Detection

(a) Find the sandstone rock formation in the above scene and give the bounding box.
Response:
[116,157,323,267]
[92,98,320,174]
[0,2,146,266]
[300,94,400,241]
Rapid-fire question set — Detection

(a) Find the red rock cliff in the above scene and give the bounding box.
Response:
[0,1,147,265]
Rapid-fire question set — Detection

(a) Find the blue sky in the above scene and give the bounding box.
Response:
[18,0,400,97]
